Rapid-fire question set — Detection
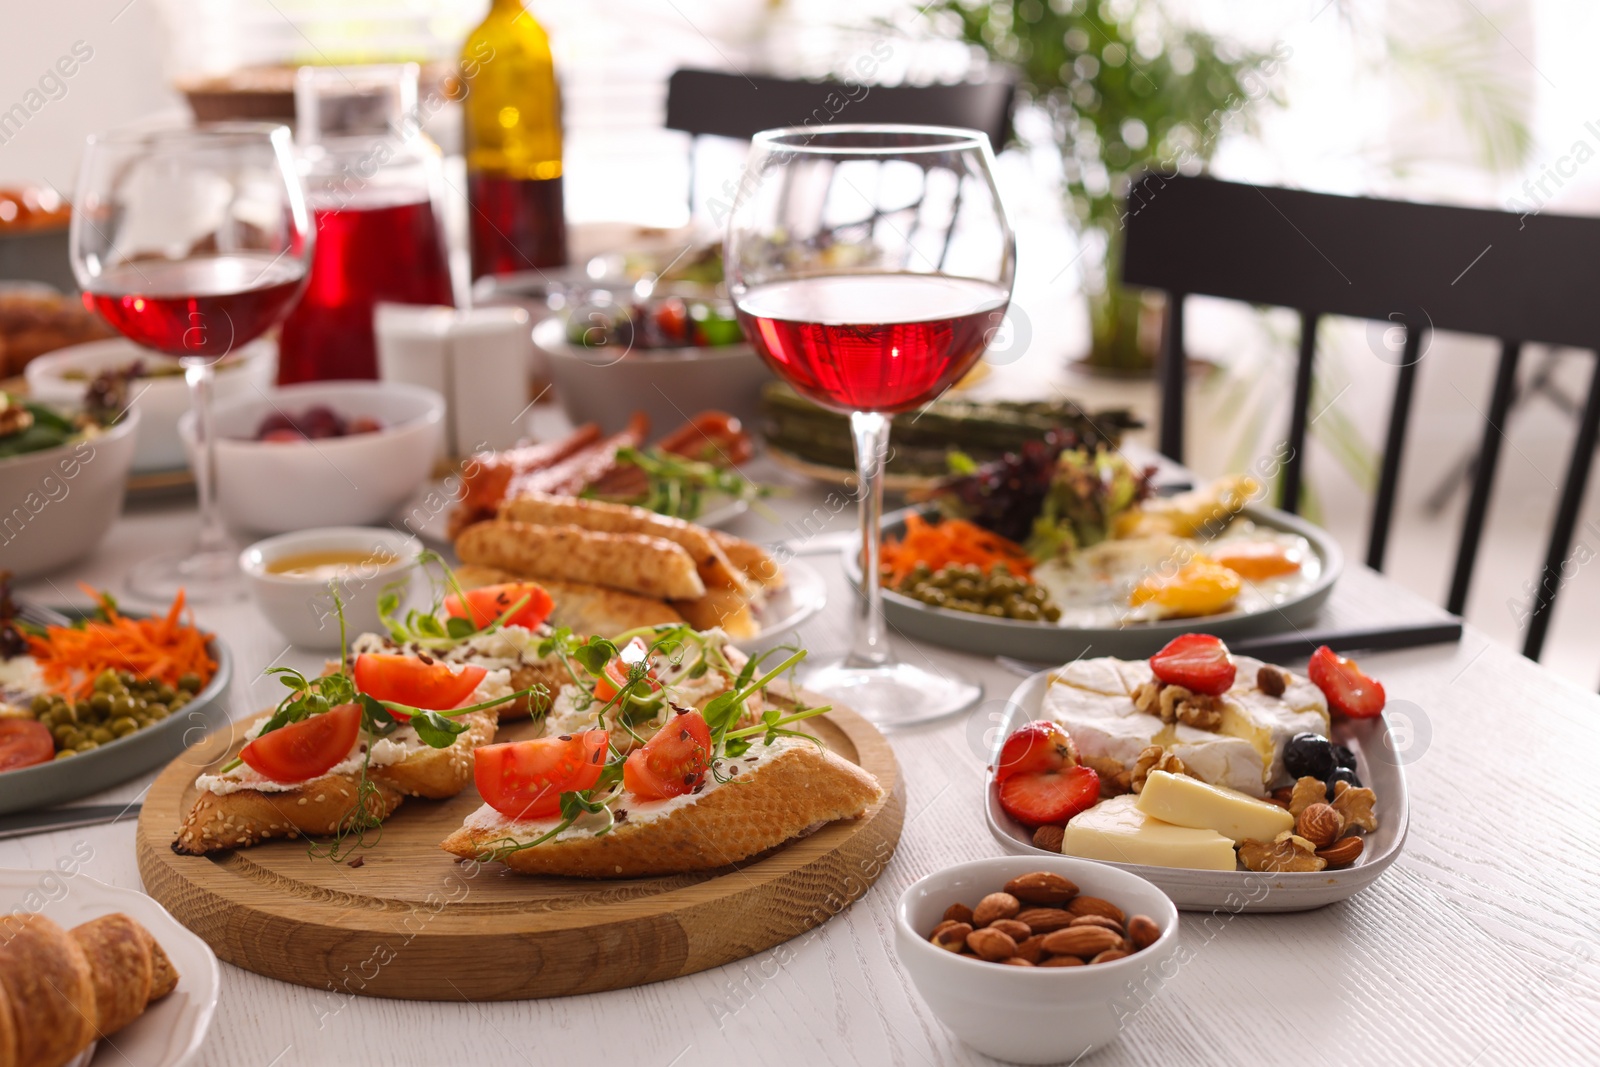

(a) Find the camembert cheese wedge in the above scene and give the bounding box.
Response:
[1059,795,1237,871]
[1134,770,1294,843]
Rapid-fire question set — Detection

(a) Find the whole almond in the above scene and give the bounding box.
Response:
[1090,948,1130,965]
[990,919,1033,942]
[1001,957,1035,967]
[1126,915,1161,951]
[1316,836,1364,867]
[942,902,975,925]
[1032,825,1066,852]
[1066,895,1125,927]
[1015,934,1048,964]
[1068,914,1124,933]
[930,921,972,952]
[966,926,1018,962]
[1004,871,1078,906]
[1039,925,1122,959]
[1015,907,1075,934]
[1296,803,1343,848]
[1039,955,1085,967]
[972,892,1021,927]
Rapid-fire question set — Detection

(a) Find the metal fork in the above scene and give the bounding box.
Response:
[15,599,74,629]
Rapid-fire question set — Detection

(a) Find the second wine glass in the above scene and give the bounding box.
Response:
[726,125,1015,725]
[71,122,313,603]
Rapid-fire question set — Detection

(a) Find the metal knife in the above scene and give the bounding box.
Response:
[0,804,142,841]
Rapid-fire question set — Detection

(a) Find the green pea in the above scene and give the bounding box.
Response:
[88,692,112,715]
[921,589,947,608]
[54,749,77,760]
[112,696,135,718]
[146,703,169,720]
[1023,585,1049,605]
[1013,602,1043,622]
[157,684,176,703]
[93,671,118,694]
[983,604,1007,618]
[1043,605,1062,623]
[51,722,76,743]
[91,726,114,745]
[169,694,189,710]
[110,716,139,737]
[178,673,202,693]
[30,694,51,715]
[74,739,99,752]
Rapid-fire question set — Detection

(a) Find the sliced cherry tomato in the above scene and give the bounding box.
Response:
[474,730,609,820]
[0,720,56,772]
[444,582,554,631]
[353,653,487,713]
[240,703,362,784]
[1307,645,1387,718]
[1149,633,1237,696]
[656,411,753,466]
[995,720,1078,782]
[623,710,713,800]
[591,637,661,703]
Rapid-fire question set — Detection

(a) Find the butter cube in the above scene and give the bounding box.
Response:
[1060,795,1238,872]
[1135,770,1295,843]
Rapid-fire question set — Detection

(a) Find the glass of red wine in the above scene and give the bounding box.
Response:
[70,122,312,603]
[727,125,1014,725]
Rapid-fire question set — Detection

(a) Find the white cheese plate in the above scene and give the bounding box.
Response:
[983,669,1410,912]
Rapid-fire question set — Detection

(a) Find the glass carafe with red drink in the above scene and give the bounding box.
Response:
[276,64,455,384]
[70,122,313,602]
[727,125,1015,725]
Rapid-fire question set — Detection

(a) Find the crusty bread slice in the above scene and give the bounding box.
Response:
[439,742,883,878]
[454,564,686,635]
[172,712,497,855]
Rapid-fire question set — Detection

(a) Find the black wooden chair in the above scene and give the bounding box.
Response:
[1120,172,1600,662]
[664,68,1016,210]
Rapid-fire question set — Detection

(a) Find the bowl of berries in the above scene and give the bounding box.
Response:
[182,380,444,533]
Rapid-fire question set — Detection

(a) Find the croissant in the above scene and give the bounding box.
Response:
[0,912,178,1067]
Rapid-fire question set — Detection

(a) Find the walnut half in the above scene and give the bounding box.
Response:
[1132,680,1224,731]
[1238,831,1327,873]
[1130,745,1192,793]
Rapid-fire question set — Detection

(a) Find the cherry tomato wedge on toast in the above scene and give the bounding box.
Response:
[444,582,554,631]
[1149,633,1236,696]
[1308,645,1387,718]
[353,653,487,714]
[475,730,609,820]
[0,720,56,772]
[624,710,713,800]
[995,720,1078,782]
[592,637,661,703]
[240,702,362,784]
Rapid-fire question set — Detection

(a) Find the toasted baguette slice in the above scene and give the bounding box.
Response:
[454,564,686,635]
[669,588,758,639]
[711,530,784,588]
[440,742,883,878]
[457,520,706,600]
[500,492,754,596]
[172,712,497,855]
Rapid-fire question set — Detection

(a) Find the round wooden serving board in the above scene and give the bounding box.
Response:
[136,699,903,1000]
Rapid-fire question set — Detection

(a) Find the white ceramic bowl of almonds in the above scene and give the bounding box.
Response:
[895,856,1179,1064]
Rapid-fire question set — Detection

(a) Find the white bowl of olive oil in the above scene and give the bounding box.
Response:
[240,527,423,649]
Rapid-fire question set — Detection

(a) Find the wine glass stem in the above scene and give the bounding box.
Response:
[183,359,228,557]
[848,409,892,669]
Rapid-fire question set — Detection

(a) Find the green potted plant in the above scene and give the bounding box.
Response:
[923,0,1284,375]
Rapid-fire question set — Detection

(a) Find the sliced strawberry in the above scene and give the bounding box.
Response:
[995,720,1078,782]
[1149,633,1236,696]
[1307,645,1386,718]
[998,765,1101,828]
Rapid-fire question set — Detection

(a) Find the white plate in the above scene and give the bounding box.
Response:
[740,558,827,651]
[0,868,220,1066]
[984,670,1410,912]
[398,480,750,545]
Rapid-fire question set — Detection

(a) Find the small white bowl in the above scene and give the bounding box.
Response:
[25,337,275,473]
[895,856,1180,1064]
[240,527,423,649]
[535,316,773,436]
[181,380,444,534]
[0,406,140,579]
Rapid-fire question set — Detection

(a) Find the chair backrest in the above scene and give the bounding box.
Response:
[1120,172,1600,661]
[664,68,1016,151]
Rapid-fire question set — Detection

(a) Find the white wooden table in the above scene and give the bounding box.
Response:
[8,460,1600,1067]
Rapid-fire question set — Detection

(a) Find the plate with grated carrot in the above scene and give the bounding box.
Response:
[0,587,232,814]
